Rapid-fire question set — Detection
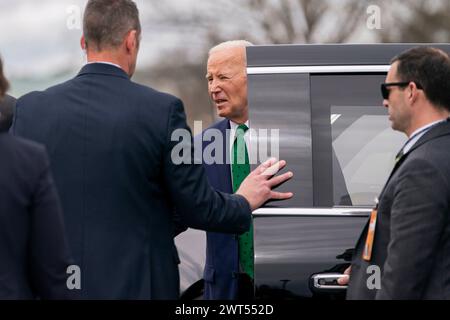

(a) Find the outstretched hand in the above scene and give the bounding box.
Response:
[236,158,294,211]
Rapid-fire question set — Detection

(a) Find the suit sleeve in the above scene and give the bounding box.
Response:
[376,158,450,299]
[172,208,188,237]
[29,148,75,300]
[162,98,251,234]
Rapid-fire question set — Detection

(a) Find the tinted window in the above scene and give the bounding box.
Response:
[331,107,405,206]
[311,74,406,207]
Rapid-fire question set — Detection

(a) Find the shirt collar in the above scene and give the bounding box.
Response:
[229,120,250,149]
[229,120,250,132]
[408,120,445,139]
[87,61,123,70]
[403,119,447,154]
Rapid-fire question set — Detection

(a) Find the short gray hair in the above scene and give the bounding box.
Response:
[83,0,141,51]
[208,40,254,58]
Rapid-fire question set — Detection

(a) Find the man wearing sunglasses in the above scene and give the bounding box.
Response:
[341,46,450,299]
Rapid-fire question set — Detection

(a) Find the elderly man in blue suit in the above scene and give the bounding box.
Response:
[12,1,293,300]
[201,40,255,300]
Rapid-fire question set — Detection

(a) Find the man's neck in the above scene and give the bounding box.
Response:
[86,51,129,75]
[406,110,450,137]
[229,112,249,125]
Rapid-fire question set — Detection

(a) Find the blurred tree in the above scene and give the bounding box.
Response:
[376,0,450,43]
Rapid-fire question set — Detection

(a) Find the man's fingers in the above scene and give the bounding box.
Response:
[337,266,351,285]
[267,171,293,188]
[337,275,349,285]
[269,191,294,200]
[344,266,352,275]
[261,160,286,177]
[264,157,277,166]
[255,157,277,175]
[250,158,275,176]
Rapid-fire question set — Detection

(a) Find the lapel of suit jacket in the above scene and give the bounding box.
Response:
[404,118,450,156]
[204,119,233,193]
[221,119,233,192]
[218,119,232,184]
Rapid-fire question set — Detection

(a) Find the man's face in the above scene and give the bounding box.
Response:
[383,62,412,133]
[206,47,248,123]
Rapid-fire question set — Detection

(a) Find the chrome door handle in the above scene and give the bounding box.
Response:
[311,273,348,290]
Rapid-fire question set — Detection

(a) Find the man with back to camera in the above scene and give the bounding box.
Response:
[339,46,450,300]
[200,40,255,300]
[12,0,293,299]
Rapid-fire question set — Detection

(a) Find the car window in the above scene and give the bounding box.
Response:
[311,74,406,207]
[331,107,405,206]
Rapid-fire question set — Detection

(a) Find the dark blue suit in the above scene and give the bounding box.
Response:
[0,133,72,299]
[12,63,251,299]
[201,119,240,300]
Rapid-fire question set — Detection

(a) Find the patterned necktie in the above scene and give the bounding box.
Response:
[231,124,254,279]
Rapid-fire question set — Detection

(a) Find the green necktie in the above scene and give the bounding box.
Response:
[231,124,254,279]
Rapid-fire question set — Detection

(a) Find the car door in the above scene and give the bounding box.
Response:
[248,69,406,299]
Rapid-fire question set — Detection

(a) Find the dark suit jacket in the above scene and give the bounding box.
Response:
[0,133,72,299]
[12,63,251,300]
[0,94,16,132]
[201,119,240,300]
[347,119,450,300]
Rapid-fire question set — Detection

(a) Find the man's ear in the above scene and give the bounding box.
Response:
[408,82,420,104]
[125,30,138,53]
[80,35,86,50]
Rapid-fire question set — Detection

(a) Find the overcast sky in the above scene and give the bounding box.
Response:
[0,0,171,76]
[0,0,221,96]
[0,0,382,96]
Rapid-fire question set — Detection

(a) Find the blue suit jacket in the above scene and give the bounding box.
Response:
[201,119,240,300]
[12,64,251,299]
[0,133,73,299]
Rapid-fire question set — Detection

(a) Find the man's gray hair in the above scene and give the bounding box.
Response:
[83,0,141,51]
[208,40,254,57]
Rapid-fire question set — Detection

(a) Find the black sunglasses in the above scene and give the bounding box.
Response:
[381,81,423,100]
